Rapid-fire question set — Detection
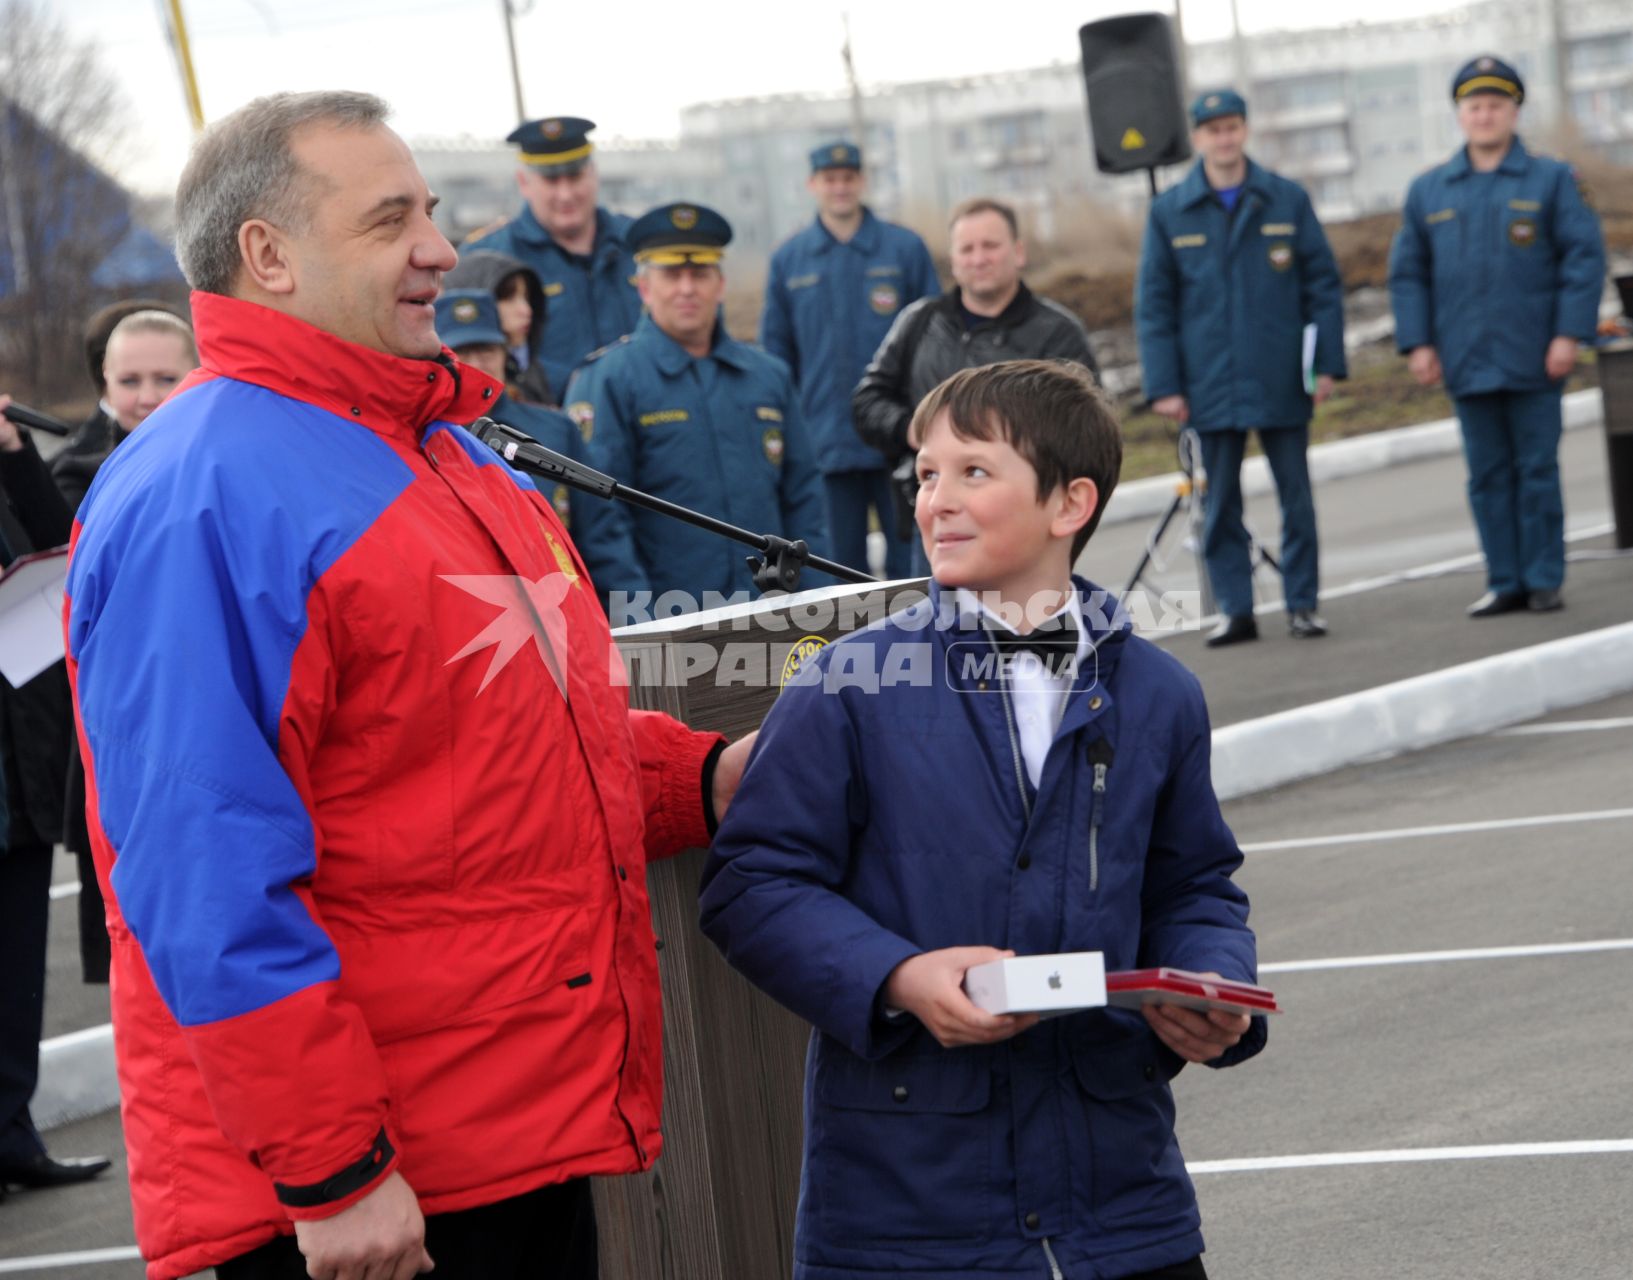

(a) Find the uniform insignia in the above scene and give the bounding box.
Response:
[1172,233,1206,248]
[781,634,827,688]
[869,282,901,315]
[1476,56,1495,71]
[1508,199,1541,211]
[566,400,595,443]
[831,145,848,162]
[1426,208,1457,225]
[541,525,581,588]
[671,205,699,230]
[1508,217,1537,247]
[1267,242,1293,271]
[1260,223,1295,236]
[542,281,565,297]
[762,427,785,466]
[543,119,564,139]
[786,272,821,290]
[639,409,690,427]
[1205,95,1221,108]
[552,484,572,528]
[451,298,480,323]
[756,406,784,422]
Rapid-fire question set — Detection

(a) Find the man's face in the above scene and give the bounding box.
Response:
[273,124,455,358]
[518,162,599,241]
[1457,94,1519,149]
[1192,115,1248,168]
[637,263,724,348]
[915,411,1072,599]
[949,210,1025,306]
[455,343,508,383]
[808,167,864,220]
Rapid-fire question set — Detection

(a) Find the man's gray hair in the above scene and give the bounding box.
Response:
[175,90,390,296]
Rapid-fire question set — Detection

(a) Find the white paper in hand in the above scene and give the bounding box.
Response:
[0,547,70,687]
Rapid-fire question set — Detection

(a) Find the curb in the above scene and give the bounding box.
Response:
[1211,620,1633,801]
[1100,387,1602,529]
[38,618,1633,1132]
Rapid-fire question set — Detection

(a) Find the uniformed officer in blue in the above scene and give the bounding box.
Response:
[467,117,641,404]
[1137,88,1346,646]
[761,142,939,579]
[1389,57,1605,617]
[565,203,829,611]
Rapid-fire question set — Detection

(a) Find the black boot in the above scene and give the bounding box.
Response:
[1205,615,1259,647]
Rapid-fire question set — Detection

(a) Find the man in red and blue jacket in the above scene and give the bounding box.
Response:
[65,91,746,1280]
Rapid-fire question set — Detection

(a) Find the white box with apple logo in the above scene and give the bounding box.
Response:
[963,952,1108,1016]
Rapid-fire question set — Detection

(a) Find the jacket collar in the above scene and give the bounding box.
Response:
[635,311,755,376]
[927,575,1132,653]
[940,281,1037,330]
[1177,156,1271,210]
[185,292,503,445]
[809,207,880,254]
[510,204,625,258]
[1445,135,1530,181]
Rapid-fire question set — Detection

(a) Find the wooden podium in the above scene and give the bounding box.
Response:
[591,581,926,1280]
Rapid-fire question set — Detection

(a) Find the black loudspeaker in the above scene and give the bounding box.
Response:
[1079,13,1192,174]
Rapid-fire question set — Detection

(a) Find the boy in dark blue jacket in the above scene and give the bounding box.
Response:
[700,359,1266,1280]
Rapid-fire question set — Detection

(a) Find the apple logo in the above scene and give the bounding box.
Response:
[1047,971,1062,990]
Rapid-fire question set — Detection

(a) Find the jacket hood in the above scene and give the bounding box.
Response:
[445,249,548,353]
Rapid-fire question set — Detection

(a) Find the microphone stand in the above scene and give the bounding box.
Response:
[471,417,875,594]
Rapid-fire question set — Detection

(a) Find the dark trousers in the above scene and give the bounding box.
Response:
[0,843,52,1166]
[1198,425,1320,617]
[824,467,914,579]
[216,1178,597,1280]
[1454,389,1566,594]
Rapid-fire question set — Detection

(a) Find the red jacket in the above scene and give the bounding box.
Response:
[65,292,721,1278]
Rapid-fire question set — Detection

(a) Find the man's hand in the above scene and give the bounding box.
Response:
[1151,395,1189,423]
[1407,345,1442,387]
[0,395,24,454]
[1545,336,1579,381]
[1312,375,1335,406]
[293,1171,433,1280]
[1140,972,1251,1064]
[883,947,1039,1048]
[711,731,757,827]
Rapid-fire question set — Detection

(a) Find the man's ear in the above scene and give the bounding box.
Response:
[1052,476,1099,542]
[238,219,296,296]
[1014,238,1029,271]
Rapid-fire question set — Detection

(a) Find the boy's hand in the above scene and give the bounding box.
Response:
[883,947,1039,1048]
[1140,971,1251,1064]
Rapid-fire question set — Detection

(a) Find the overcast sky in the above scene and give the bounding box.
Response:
[66,0,1477,195]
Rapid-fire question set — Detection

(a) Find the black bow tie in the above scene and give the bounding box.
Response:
[982,616,1080,677]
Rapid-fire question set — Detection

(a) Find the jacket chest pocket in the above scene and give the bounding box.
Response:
[807,1044,996,1244]
[1170,233,1213,286]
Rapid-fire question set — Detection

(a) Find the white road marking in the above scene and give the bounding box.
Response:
[1239,807,1633,854]
[1495,717,1633,736]
[0,1248,142,1274]
[48,881,80,900]
[1261,937,1633,974]
[1189,1138,1633,1175]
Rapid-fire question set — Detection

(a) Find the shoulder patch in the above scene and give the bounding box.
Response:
[581,334,632,365]
[1426,208,1457,225]
[1171,233,1207,248]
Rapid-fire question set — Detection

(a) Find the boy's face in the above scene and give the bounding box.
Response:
[914,411,1096,603]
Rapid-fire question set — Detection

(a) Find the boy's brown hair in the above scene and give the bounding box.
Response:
[909,359,1122,559]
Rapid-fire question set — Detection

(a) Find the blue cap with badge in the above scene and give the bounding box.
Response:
[810,141,862,172]
[434,290,507,351]
[628,202,734,266]
[1190,88,1247,127]
[1452,55,1524,105]
[505,116,596,173]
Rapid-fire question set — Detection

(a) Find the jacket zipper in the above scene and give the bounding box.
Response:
[1087,740,1114,892]
[1042,1237,1065,1280]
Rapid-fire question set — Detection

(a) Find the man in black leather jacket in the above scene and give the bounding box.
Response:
[852,198,1098,574]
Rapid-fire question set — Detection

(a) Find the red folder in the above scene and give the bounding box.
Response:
[1105,968,1281,1016]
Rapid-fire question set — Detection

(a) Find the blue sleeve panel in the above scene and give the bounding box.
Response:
[68,377,414,1027]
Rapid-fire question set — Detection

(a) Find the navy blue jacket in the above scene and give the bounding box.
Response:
[700,580,1266,1279]
[761,209,939,475]
[468,206,641,401]
[1137,158,1345,431]
[564,314,828,604]
[1388,137,1606,398]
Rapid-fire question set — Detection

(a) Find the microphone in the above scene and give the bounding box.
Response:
[471,417,617,498]
[1,402,73,436]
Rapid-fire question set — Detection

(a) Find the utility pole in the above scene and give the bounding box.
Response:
[161,0,205,132]
[1172,0,1192,96]
[841,12,865,146]
[1548,0,1571,134]
[500,0,527,124]
[1228,0,1248,91]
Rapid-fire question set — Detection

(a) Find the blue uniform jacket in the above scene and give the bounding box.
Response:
[700,580,1266,1280]
[761,209,940,475]
[1137,159,1345,431]
[564,314,829,604]
[469,206,642,401]
[1388,137,1606,398]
